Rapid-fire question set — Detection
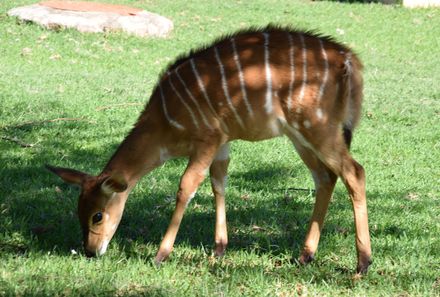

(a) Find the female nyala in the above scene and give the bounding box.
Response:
[48,25,372,274]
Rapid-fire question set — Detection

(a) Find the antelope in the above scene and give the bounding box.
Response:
[47,25,372,274]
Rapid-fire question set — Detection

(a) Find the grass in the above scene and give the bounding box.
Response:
[1,0,439,295]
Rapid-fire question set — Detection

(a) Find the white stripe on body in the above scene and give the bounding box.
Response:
[190,59,220,119]
[158,84,185,130]
[297,34,307,106]
[214,46,245,129]
[190,58,229,133]
[263,33,273,114]
[317,39,329,102]
[286,33,295,110]
[344,52,353,128]
[167,71,199,129]
[231,38,254,117]
[175,67,211,129]
[316,39,329,121]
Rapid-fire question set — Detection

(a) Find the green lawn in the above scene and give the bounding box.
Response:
[1,0,439,296]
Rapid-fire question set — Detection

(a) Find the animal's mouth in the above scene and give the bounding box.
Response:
[84,249,96,258]
[96,239,109,256]
[84,238,109,257]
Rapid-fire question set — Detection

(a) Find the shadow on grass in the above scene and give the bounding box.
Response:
[0,278,175,297]
[0,122,413,279]
[3,123,430,297]
[1,151,313,255]
[1,132,407,256]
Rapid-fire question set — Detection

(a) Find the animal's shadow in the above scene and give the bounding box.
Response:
[1,121,408,262]
[3,130,308,254]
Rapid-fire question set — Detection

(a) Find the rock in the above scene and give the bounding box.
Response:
[7,2,173,38]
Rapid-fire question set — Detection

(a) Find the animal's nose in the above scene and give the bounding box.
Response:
[84,248,96,258]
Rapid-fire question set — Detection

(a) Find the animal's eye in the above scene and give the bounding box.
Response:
[92,212,103,224]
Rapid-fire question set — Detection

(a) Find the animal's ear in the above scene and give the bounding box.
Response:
[46,165,89,185]
[101,174,128,194]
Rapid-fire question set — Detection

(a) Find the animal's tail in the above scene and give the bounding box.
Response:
[340,52,364,149]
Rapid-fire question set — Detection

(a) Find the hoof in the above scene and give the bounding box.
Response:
[214,242,227,257]
[299,251,314,265]
[356,256,372,274]
[154,259,162,268]
[153,257,163,267]
[154,252,169,267]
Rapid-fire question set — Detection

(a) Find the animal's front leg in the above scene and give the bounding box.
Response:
[209,143,230,257]
[154,144,219,265]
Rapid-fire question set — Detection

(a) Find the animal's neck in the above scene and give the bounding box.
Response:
[102,117,164,187]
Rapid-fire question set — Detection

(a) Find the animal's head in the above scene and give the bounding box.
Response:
[46,165,128,257]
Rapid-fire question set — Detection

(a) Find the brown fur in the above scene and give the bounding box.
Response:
[48,25,371,274]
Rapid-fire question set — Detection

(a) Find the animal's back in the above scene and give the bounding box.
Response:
[144,26,363,144]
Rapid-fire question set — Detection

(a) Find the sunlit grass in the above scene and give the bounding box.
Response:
[1,0,439,295]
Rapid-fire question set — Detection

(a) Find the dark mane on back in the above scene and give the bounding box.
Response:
[163,24,351,74]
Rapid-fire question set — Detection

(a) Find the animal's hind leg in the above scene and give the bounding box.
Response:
[314,135,371,273]
[297,131,371,274]
[287,126,371,273]
[289,137,338,265]
[209,143,230,256]
[337,152,372,274]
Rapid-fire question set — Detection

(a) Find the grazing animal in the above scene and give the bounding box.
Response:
[47,25,372,274]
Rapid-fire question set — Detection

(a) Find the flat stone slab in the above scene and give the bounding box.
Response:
[7,1,173,38]
[40,1,142,15]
